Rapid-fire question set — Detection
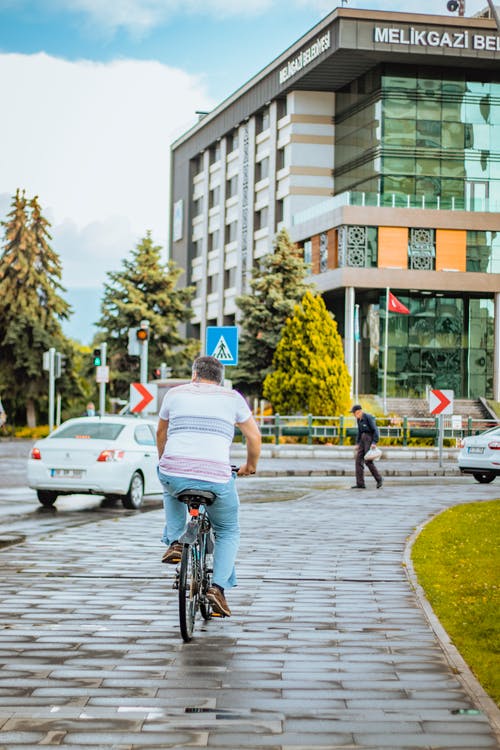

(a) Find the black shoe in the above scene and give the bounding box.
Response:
[351,485,366,489]
[376,479,383,489]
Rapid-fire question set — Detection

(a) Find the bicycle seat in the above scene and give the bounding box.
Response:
[176,489,216,506]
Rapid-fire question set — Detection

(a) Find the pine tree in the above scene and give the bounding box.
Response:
[0,190,72,426]
[96,232,199,398]
[233,228,312,398]
[263,291,351,416]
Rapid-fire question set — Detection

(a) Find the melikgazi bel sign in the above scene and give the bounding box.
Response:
[374,25,500,51]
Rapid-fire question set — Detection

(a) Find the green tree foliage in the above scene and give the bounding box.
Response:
[0,190,75,426]
[96,232,199,398]
[233,228,312,398]
[263,291,351,416]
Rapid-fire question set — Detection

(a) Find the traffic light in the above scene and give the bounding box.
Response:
[54,352,67,378]
[93,348,102,366]
[136,327,148,341]
[152,368,161,379]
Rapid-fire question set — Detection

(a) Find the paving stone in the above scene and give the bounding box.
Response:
[0,480,499,748]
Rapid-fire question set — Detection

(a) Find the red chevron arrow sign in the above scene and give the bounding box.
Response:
[130,383,157,414]
[429,389,454,415]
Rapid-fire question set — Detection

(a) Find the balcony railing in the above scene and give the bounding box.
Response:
[292,190,500,225]
[235,414,499,447]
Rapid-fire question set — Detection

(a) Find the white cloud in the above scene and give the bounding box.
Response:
[0,52,214,287]
[46,0,498,35]
[48,0,274,35]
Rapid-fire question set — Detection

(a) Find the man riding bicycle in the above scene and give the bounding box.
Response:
[156,355,261,617]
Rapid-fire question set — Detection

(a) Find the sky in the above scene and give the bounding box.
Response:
[0,0,494,343]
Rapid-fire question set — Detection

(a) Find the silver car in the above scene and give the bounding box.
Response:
[458,425,500,483]
[28,416,162,508]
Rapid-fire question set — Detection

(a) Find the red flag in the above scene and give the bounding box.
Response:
[388,291,410,314]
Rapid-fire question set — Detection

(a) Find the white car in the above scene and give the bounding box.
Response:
[28,416,162,508]
[458,425,500,484]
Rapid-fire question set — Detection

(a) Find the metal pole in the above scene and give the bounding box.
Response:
[140,320,149,384]
[383,288,389,415]
[438,414,444,468]
[99,342,107,417]
[48,347,55,433]
[56,393,61,427]
[486,0,500,30]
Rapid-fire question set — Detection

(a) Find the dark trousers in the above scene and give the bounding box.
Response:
[355,433,382,487]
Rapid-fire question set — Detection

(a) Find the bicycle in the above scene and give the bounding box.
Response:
[172,487,217,642]
[171,467,240,642]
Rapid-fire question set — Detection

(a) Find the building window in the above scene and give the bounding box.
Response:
[224,267,237,288]
[276,199,284,224]
[207,274,218,294]
[255,157,269,182]
[256,108,270,134]
[209,186,220,209]
[192,196,203,217]
[192,154,203,176]
[209,143,221,165]
[228,130,239,153]
[466,230,500,273]
[192,239,202,258]
[408,228,435,270]
[225,221,238,244]
[303,240,312,268]
[277,148,286,170]
[277,98,287,120]
[208,230,220,253]
[255,207,268,231]
[226,175,238,198]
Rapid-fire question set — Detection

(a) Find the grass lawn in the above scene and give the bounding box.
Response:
[412,499,500,706]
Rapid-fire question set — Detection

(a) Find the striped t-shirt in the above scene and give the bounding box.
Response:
[158,382,252,482]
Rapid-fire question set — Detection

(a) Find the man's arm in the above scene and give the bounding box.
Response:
[236,416,261,476]
[156,417,169,460]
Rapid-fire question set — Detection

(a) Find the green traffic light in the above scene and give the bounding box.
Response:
[93,348,102,366]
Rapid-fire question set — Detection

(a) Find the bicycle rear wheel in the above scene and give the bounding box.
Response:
[178,544,200,642]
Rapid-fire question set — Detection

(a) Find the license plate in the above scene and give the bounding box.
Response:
[467,447,484,455]
[51,468,84,478]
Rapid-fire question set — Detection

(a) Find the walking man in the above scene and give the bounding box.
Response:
[351,404,383,489]
[156,355,261,617]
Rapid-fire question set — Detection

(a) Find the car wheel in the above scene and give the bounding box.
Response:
[122,472,144,509]
[37,490,58,506]
[472,471,496,484]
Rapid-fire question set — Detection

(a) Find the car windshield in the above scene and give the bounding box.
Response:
[51,423,125,440]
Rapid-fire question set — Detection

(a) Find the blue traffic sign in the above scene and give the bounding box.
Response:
[206,326,238,366]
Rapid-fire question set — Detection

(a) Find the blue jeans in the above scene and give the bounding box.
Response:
[158,470,240,590]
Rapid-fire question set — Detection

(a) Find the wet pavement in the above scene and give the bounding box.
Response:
[0,463,499,748]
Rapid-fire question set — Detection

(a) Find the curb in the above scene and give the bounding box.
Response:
[0,533,25,549]
[404,517,500,744]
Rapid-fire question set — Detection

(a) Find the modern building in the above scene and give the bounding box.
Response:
[169,6,500,401]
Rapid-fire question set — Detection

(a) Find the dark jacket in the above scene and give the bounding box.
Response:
[355,412,379,444]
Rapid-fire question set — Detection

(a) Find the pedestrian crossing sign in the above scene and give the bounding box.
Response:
[206,326,238,366]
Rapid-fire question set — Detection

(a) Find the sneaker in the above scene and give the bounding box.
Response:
[351,485,366,489]
[162,541,183,564]
[376,479,383,489]
[206,586,231,617]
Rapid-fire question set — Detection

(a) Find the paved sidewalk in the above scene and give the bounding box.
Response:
[1,479,499,749]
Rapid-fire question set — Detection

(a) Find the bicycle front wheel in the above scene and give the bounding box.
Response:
[178,543,200,642]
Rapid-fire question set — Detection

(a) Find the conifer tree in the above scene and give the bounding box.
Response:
[0,190,72,426]
[263,291,351,416]
[96,232,199,397]
[233,228,312,398]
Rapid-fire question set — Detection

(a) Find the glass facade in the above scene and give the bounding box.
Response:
[377,292,494,399]
[335,65,500,211]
